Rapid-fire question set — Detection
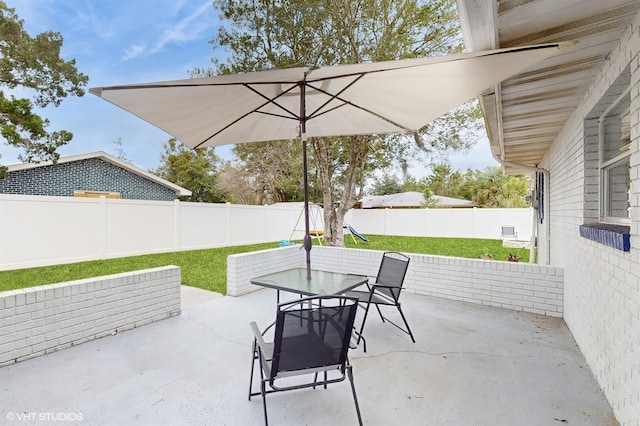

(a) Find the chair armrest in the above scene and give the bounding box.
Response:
[371,283,405,292]
[370,283,404,303]
[250,321,273,359]
[348,279,374,292]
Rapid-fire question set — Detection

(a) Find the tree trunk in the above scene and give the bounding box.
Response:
[324,198,344,247]
[312,135,369,247]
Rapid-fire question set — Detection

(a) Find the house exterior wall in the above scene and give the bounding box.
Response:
[0,158,177,201]
[539,12,640,424]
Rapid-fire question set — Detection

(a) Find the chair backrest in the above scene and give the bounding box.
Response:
[374,252,410,302]
[270,296,358,379]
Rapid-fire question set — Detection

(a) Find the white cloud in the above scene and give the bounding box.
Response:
[0,0,222,169]
[148,2,214,55]
[122,44,148,61]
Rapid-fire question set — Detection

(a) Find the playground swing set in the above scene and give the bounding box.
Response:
[281,204,369,246]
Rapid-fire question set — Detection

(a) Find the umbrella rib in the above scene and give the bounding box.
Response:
[304,74,363,119]
[243,82,301,120]
[306,74,413,133]
[255,110,302,121]
[193,82,301,149]
[313,100,413,133]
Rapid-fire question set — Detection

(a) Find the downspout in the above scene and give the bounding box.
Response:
[500,160,549,265]
[492,85,550,265]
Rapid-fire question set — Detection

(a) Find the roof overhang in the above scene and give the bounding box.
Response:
[456,0,640,173]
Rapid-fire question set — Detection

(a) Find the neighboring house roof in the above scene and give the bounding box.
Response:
[360,192,476,208]
[5,151,192,197]
[456,0,640,173]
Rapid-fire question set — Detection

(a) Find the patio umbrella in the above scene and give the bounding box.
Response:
[90,42,570,279]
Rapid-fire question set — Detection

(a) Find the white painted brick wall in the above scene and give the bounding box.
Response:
[0,266,181,367]
[538,11,640,426]
[228,246,564,317]
[226,246,302,296]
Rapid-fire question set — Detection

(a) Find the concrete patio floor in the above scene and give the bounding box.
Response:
[0,286,617,425]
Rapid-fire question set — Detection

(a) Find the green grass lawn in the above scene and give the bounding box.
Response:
[0,236,530,294]
[342,234,529,260]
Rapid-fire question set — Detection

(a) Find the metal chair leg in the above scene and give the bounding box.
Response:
[396,303,415,343]
[346,364,363,426]
[351,327,367,353]
[356,301,372,345]
[249,339,257,400]
[261,379,269,426]
[374,303,385,322]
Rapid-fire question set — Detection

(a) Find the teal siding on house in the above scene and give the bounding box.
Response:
[0,158,176,201]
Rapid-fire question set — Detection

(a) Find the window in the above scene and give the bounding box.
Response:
[580,66,631,251]
[599,83,631,224]
[73,190,121,199]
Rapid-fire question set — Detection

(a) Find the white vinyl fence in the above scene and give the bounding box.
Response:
[0,194,533,271]
[346,207,534,240]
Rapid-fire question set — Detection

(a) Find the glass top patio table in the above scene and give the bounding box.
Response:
[250,268,368,299]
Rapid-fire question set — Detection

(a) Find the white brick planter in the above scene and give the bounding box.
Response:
[0,266,181,367]
[227,246,564,316]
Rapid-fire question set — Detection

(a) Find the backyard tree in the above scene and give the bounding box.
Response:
[369,173,426,195]
[154,138,225,203]
[370,174,405,196]
[0,2,88,172]
[233,140,321,204]
[198,0,481,245]
[424,163,465,198]
[216,141,321,205]
[470,167,530,208]
[215,162,262,204]
[421,165,531,207]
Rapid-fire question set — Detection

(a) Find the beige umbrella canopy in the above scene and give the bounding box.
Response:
[91,42,570,278]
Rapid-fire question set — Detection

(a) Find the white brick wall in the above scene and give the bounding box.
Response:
[0,266,181,367]
[539,11,640,426]
[228,246,564,316]
[226,246,302,296]
[404,254,563,316]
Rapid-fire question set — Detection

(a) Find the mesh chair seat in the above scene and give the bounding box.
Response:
[276,331,338,374]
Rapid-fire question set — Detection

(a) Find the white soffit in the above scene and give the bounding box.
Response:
[457,0,640,172]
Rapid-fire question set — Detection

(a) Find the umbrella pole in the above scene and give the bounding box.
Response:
[302,137,312,280]
[300,75,312,281]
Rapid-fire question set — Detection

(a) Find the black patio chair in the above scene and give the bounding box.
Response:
[248,296,363,426]
[344,251,415,344]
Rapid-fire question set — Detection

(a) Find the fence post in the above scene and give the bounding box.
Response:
[226,202,231,245]
[98,196,107,259]
[384,208,389,235]
[424,207,430,237]
[264,204,269,242]
[472,206,477,238]
[0,196,4,265]
[174,199,181,251]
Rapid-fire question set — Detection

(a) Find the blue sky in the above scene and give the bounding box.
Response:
[2,0,497,175]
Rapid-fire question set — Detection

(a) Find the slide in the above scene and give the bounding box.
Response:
[347,225,369,242]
